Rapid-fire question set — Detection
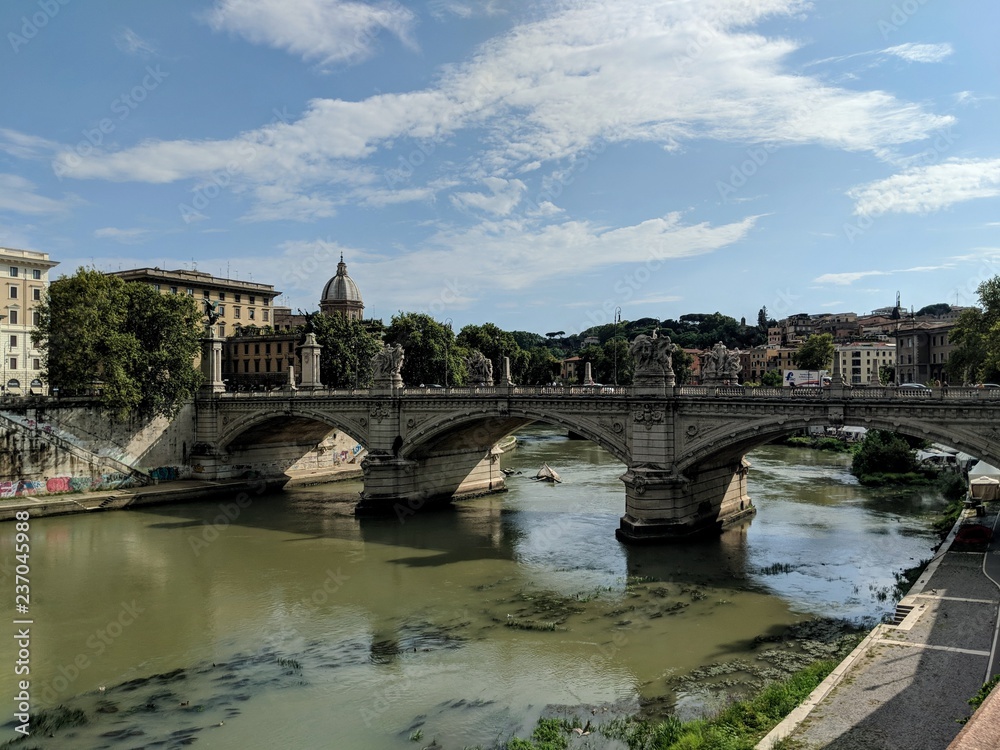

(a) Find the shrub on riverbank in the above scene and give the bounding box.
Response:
[851,430,919,482]
[506,660,838,750]
[778,435,851,452]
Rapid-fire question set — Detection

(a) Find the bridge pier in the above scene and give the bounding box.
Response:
[616,458,754,543]
[355,448,505,518]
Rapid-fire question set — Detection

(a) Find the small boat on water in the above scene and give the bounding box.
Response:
[533,463,561,483]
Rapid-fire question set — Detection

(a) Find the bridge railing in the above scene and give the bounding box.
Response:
[209,384,999,401]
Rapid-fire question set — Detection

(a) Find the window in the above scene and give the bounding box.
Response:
[9,286,17,299]
[254,344,260,355]
[244,360,250,373]
[32,311,39,326]
[32,270,40,280]
[9,335,16,348]
[8,310,17,325]
[265,343,271,354]
[219,292,226,301]
[8,358,16,370]
[262,310,269,323]
[218,324,225,338]
[277,343,282,354]
[32,359,40,370]
[217,304,225,316]
[9,267,17,277]
[254,359,260,373]
[243,344,249,355]
[235,293,242,303]
[153,284,160,292]
[233,307,241,319]
[248,308,255,320]
[265,360,271,372]
[263,298,269,307]
[203,290,210,299]
[249,295,256,304]
[170,286,178,294]
[186,288,194,296]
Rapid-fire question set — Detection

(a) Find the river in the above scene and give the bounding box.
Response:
[1,426,947,748]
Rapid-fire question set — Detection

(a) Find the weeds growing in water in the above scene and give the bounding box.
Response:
[758,563,795,576]
[506,660,837,749]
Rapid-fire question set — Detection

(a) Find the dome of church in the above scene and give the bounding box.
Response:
[320,254,364,319]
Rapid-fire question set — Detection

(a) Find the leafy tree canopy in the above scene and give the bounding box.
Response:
[915,302,952,318]
[793,333,834,371]
[384,313,466,386]
[456,322,528,382]
[33,268,202,420]
[948,277,1000,384]
[310,313,383,389]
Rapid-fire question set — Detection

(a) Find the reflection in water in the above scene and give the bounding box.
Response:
[1,428,945,748]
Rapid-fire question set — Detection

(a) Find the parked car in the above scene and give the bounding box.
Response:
[898,383,931,390]
[981,383,1000,389]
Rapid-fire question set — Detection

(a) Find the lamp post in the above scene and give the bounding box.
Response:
[613,306,621,386]
[0,313,6,398]
[444,318,452,389]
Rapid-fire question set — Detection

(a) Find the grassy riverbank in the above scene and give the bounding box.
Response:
[504,660,838,750]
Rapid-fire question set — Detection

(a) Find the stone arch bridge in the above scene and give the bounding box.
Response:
[193,380,1000,543]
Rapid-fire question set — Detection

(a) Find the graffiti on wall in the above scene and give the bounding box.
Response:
[0,472,151,498]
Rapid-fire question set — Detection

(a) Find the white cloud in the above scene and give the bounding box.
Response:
[0,174,74,215]
[93,227,153,243]
[204,0,416,67]
[451,178,526,216]
[115,27,157,56]
[370,212,758,311]
[53,0,954,222]
[814,264,955,286]
[814,271,888,286]
[884,43,953,64]
[0,129,59,160]
[849,158,1000,216]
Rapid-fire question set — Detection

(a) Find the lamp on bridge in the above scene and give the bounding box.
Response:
[613,306,621,386]
[444,318,452,389]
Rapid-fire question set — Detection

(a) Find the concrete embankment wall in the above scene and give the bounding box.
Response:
[0,400,364,499]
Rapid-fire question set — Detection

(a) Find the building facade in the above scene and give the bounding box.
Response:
[834,342,896,385]
[109,267,281,339]
[894,323,954,385]
[1,247,58,395]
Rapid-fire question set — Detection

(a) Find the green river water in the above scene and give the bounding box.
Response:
[0,426,947,748]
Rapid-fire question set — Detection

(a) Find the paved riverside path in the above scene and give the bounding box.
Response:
[759,504,1000,750]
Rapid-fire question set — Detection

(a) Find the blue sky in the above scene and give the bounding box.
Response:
[2,0,999,334]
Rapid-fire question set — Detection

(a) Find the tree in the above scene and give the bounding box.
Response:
[948,277,1000,384]
[757,306,769,332]
[33,268,202,419]
[523,347,560,385]
[310,313,383,388]
[761,369,783,387]
[384,313,465,386]
[793,333,834,371]
[878,364,895,385]
[915,302,951,318]
[456,323,527,382]
[851,429,918,480]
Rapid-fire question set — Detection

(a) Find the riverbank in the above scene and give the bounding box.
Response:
[0,465,362,522]
[757,501,1000,749]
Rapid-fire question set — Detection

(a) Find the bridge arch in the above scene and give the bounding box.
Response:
[401,407,630,464]
[675,414,1000,475]
[216,407,368,454]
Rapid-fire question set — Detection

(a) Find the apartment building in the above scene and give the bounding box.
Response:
[834,342,896,385]
[0,247,58,395]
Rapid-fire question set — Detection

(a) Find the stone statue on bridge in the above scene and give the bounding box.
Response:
[371,343,405,388]
[466,350,494,386]
[630,331,678,387]
[701,341,741,385]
